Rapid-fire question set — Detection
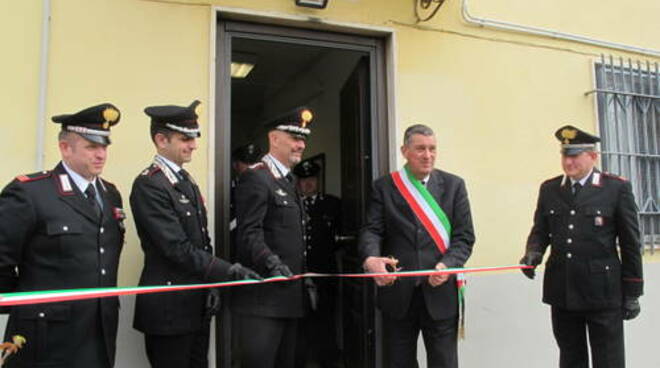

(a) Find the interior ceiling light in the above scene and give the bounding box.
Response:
[231,62,255,79]
[231,52,257,79]
[295,0,329,9]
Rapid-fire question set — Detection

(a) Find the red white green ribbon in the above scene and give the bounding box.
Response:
[0,265,530,306]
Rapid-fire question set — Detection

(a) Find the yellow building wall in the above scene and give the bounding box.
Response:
[2,0,659,287]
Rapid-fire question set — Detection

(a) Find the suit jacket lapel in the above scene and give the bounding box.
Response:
[53,163,100,223]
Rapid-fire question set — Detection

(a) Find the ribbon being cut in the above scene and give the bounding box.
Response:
[0,265,530,307]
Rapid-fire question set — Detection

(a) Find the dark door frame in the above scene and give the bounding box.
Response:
[212,11,395,368]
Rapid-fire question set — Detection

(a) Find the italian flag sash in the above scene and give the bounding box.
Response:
[391,166,467,339]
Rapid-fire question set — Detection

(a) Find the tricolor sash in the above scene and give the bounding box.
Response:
[391,166,467,339]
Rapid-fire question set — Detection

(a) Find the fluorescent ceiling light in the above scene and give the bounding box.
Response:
[295,0,328,9]
[231,62,255,79]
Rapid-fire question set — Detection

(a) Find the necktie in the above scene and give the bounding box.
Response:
[85,183,102,219]
[179,169,198,205]
[572,182,582,196]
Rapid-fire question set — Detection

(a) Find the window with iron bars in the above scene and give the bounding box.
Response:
[592,55,660,253]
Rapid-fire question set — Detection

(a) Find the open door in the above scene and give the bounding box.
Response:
[215,19,391,368]
[338,56,378,368]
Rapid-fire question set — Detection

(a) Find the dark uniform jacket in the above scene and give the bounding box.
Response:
[359,169,475,321]
[232,156,306,318]
[131,156,231,336]
[526,170,644,310]
[0,162,125,367]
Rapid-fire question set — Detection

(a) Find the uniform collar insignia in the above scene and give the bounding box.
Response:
[262,155,283,179]
[592,172,602,187]
[560,175,568,187]
[59,174,73,193]
[153,155,179,185]
[276,189,288,197]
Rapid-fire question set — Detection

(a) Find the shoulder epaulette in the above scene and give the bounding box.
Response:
[542,175,563,185]
[15,170,52,183]
[603,172,628,182]
[141,164,161,176]
[248,162,265,170]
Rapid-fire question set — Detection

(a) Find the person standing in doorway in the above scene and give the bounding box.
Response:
[293,159,342,368]
[359,123,475,368]
[520,125,643,368]
[232,107,313,368]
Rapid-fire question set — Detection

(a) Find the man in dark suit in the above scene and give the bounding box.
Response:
[0,103,126,367]
[520,125,643,368]
[131,100,260,368]
[359,124,475,368]
[232,107,313,368]
[293,159,342,368]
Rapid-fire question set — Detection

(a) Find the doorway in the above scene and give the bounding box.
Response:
[214,18,392,368]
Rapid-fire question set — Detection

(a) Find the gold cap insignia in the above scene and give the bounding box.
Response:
[102,107,120,124]
[300,109,313,128]
[560,128,577,144]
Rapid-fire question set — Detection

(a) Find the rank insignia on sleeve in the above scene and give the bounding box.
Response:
[113,207,126,221]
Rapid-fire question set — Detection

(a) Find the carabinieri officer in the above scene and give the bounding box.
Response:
[232,107,313,368]
[0,103,126,367]
[131,100,260,368]
[520,125,644,368]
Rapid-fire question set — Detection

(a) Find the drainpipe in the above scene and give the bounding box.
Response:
[36,0,51,170]
[461,0,660,58]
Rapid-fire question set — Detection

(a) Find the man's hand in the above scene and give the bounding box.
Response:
[622,297,641,320]
[519,251,543,279]
[205,288,221,316]
[428,262,449,287]
[363,256,399,286]
[265,255,294,278]
[229,263,263,281]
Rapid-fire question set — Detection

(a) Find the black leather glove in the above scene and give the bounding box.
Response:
[205,288,221,316]
[265,255,294,278]
[228,263,263,281]
[519,251,543,279]
[622,297,640,320]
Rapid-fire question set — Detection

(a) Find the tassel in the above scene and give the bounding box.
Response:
[457,274,467,340]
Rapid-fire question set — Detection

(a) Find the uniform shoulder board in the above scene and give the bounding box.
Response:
[603,172,628,182]
[141,164,161,176]
[542,175,563,185]
[248,162,265,170]
[15,170,52,183]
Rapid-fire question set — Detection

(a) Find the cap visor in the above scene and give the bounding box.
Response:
[79,133,111,145]
[561,147,591,156]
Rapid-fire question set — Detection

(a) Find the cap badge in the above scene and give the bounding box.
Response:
[102,107,120,124]
[300,109,313,128]
[560,128,577,144]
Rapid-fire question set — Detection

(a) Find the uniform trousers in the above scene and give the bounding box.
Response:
[144,324,210,368]
[382,287,458,368]
[551,306,625,368]
[237,315,298,368]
